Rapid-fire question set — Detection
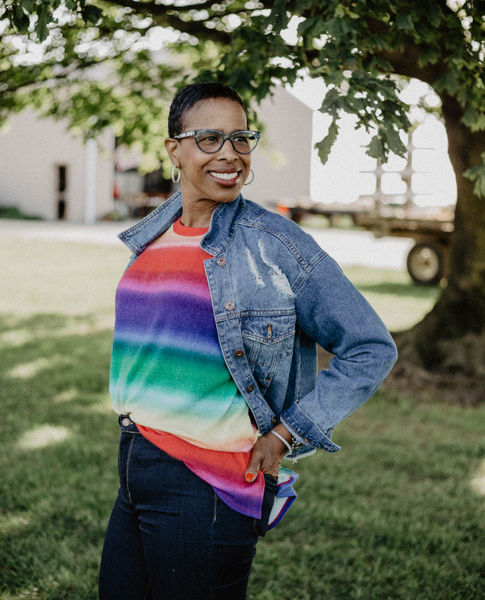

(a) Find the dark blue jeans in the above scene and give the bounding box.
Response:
[99,417,276,600]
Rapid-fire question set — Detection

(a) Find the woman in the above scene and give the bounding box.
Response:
[99,82,397,600]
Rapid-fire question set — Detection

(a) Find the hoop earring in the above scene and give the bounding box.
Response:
[172,165,181,184]
[244,169,254,186]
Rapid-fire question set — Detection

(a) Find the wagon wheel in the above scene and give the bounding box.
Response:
[406,242,444,286]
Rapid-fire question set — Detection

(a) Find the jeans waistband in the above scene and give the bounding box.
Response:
[118,414,138,432]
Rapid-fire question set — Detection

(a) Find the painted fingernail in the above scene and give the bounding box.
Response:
[245,473,255,482]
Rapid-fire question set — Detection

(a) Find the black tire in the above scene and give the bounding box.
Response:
[406,242,444,285]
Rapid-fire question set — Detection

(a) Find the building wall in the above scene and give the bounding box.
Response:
[0,110,115,222]
[249,86,313,208]
[0,88,312,221]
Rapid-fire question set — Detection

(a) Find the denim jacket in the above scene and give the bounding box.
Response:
[118,190,397,460]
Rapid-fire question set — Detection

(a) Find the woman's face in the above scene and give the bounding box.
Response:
[166,98,252,206]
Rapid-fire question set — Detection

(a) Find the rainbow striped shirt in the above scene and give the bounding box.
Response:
[109,217,264,518]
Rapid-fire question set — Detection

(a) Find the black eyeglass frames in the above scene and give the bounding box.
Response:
[173,129,261,154]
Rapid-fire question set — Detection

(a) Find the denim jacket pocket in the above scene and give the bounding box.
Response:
[241,313,296,394]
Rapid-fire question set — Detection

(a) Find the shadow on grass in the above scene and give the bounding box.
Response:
[2,314,485,600]
[249,392,485,599]
[342,266,442,301]
[0,313,119,599]
[0,313,70,334]
[0,315,113,415]
[354,280,441,299]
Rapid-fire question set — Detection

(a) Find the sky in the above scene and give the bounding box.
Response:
[287,77,457,208]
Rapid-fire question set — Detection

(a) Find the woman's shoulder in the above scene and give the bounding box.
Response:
[238,198,328,264]
[239,198,310,238]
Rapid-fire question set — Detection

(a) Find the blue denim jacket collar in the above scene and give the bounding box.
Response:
[118,190,183,255]
[118,190,252,257]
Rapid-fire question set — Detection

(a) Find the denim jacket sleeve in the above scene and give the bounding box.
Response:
[281,252,398,450]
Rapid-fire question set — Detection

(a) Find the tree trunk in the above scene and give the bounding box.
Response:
[396,95,485,378]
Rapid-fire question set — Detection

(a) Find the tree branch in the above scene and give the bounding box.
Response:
[372,45,445,85]
[1,57,100,95]
[104,0,232,44]
[364,17,446,85]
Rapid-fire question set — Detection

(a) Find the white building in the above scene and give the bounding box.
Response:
[250,85,313,207]
[0,110,115,223]
[0,87,313,222]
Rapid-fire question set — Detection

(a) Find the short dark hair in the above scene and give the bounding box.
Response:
[168,82,249,138]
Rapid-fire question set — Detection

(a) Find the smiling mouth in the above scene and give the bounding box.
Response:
[208,171,241,185]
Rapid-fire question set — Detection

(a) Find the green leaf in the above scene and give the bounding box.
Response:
[427,2,442,28]
[462,107,478,128]
[417,45,441,68]
[471,114,485,132]
[464,157,485,198]
[11,6,30,33]
[435,69,461,97]
[265,0,289,31]
[315,119,339,165]
[395,14,414,31]
[340,19,356,37]
[367,135,384,159]
[334,4,346,19]
[461,106,485,132]
[319,88,342,117]
[384,122,406,156]
[83,5,102,25]
[20,0,34,14]
[298,16,318,37]
[327,18,343,40]
[325,71,345,87]
[368,34,388,51]
[34,5,50,42]
[471,174,485,198]
[370,57,394,72]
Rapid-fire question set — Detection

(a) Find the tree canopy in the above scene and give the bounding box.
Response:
[1,1,485,181]
[2,0,485,376]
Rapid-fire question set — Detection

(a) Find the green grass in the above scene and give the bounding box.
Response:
[1,237,484,599]
[0,238,128,319]
[0,206,41,220]
[250,395,485,599]
[343,266,441,332]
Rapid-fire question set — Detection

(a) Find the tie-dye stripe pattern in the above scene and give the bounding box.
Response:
[109,218,264,518]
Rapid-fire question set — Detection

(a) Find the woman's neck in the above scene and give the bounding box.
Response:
[180,197,219,228]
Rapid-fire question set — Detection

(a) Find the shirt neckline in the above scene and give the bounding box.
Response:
[173,217,209,237]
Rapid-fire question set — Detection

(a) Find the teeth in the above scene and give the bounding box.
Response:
[209,171,240,181]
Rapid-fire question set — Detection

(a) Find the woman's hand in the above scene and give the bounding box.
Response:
[244,424,292,483]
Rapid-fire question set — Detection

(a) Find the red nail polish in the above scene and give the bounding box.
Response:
[245,473,255,482]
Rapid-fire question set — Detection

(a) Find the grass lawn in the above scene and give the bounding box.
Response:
[1,237,484,599]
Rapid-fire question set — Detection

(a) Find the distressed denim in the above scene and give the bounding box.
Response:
[99,417,276,600]
[118,191,398,458]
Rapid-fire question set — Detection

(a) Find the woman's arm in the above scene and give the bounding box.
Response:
[245,251,397,481]
[280,253,398,449]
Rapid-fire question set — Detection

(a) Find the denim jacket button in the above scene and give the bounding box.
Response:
[225,301,235,311]
[246,384,254,393]
[271,416,278,426]
[235,350,244,357]
[217,257,226,266]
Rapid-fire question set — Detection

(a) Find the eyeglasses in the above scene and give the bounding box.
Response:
[173,129,261,154]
